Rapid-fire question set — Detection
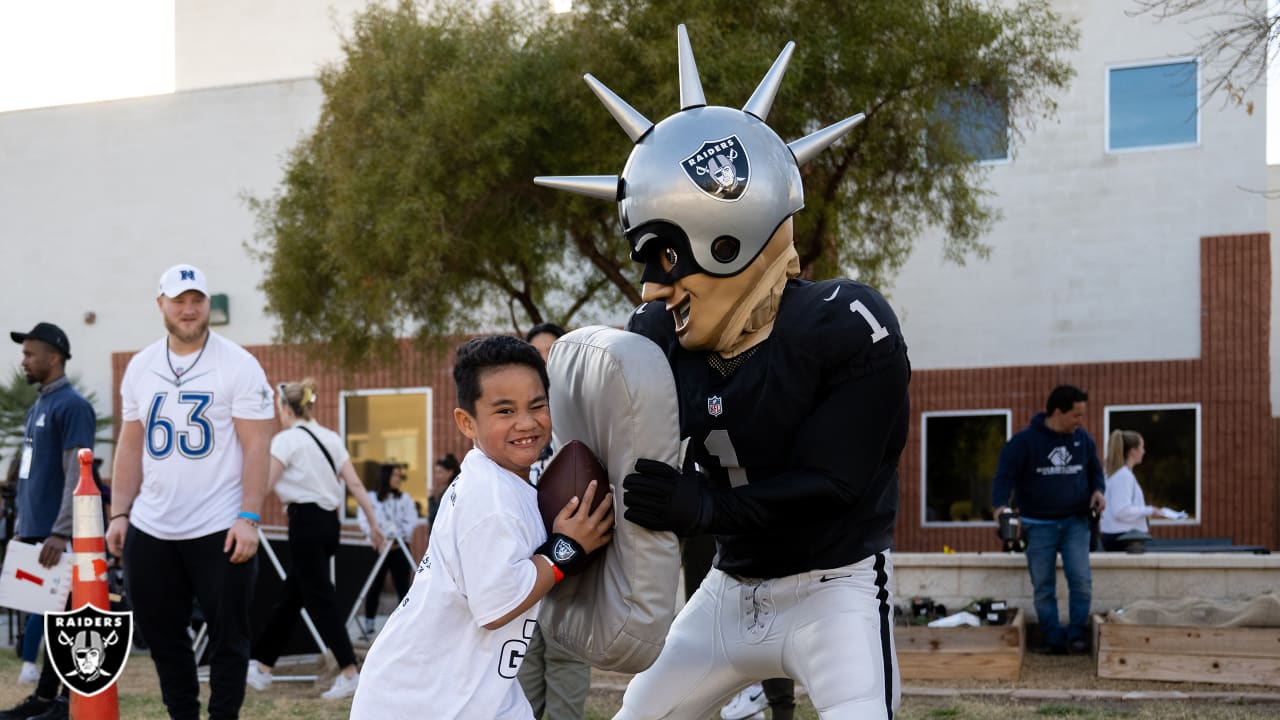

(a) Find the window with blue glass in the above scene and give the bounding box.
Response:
[935,86,1009,162]
[1107,60,1198,151]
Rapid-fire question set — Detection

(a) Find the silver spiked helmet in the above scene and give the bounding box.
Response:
[535,25,864,278]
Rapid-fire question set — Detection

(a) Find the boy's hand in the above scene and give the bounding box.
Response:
[552,479,614,554]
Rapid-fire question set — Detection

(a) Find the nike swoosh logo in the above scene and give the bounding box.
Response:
[822,287,840,302]
[634,304,647,314]
[748,691,763,702]
[819,574,851,583]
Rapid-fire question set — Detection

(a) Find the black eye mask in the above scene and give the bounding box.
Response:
[628,220,705,285]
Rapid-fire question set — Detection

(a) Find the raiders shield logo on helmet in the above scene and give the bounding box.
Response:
[681,135,750,201]
[44,604,133,697]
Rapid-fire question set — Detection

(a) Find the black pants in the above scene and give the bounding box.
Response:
[17,536,70,701]
[363,542,412,620]
[124,525,256,720]
[252,503,356,668]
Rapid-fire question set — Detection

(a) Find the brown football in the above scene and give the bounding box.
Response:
[537,440,611,532]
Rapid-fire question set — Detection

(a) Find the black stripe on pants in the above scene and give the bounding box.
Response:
[252,503,356,669]
[873,551,894,720]
[124,525,256,720]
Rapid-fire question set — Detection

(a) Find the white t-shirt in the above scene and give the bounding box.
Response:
[1100,466,1151,534]
[359,492,419,539]
[351,448,545,720]
[270,420,349,511]
[120,331,275,540]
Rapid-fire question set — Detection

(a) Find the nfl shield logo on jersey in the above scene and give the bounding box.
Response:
[681,135,750,201]
[707,396,723,417]
[44,604,133,697]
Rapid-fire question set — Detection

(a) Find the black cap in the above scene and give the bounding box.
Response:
[10,322,71,360]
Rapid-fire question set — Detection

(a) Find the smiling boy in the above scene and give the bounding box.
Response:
[351,335,614,720]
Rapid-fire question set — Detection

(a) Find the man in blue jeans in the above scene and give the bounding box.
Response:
[992,385,1105,655]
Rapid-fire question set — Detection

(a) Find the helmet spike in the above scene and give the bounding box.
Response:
[677,25,706,110]
[742,41,795,122]
[533,175,621,201]
[584,74,653,143]
[788,113,865,167]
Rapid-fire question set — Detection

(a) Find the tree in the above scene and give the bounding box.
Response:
[1130,0,1274,112]
[251,0,1078,363]
[0,370,114,467]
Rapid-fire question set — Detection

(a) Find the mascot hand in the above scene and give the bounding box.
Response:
[623,459,711,536]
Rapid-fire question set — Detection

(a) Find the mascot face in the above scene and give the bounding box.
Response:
[535,25,863,349]
[640,220,793,351]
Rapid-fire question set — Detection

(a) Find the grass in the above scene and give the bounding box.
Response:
[1,645,1277,718]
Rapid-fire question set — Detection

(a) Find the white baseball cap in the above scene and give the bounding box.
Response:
[158,264,210,298]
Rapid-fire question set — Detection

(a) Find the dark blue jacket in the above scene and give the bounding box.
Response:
[990,412,1104,520]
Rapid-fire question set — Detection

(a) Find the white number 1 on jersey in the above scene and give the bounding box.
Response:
[849,300,890,343]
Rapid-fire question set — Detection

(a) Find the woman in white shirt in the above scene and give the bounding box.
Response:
[246,379,386,699]
[359,463,420,632]
[1100,429,1181,552]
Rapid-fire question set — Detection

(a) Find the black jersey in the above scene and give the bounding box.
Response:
[627,278,911,578]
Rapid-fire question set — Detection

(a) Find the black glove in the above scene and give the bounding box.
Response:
[622,459,712,536]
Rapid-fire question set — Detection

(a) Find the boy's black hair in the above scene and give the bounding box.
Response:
[524,322,567,342]
[453,335,550,415]
[1046,384,1088,415]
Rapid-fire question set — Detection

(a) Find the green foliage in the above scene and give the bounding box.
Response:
[251,0,1078,363]
[0,370,115,467]
[0,369,38,463]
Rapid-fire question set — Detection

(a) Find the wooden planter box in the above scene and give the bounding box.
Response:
[1093,613,1280,687]
[895,608,1024,681]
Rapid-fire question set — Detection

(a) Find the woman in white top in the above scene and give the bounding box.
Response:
[359,463,420,630]
[1100,429,1182,552]
[246,379,386,700]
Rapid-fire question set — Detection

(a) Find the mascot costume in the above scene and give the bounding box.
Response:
[538,25,911,720]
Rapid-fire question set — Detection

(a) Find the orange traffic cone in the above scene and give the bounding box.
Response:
[70,448,119,720]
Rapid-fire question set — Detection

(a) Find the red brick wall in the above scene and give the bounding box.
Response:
[112,338,469,536]
[111,234,1276,553]
[899,234,1274,551]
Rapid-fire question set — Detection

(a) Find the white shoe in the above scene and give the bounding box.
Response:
[18,661,39,684]
[321,671,360,700]
[721,683,767,720]
[246,661,273,691]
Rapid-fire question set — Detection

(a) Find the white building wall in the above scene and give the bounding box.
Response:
[175,0,373,90]
[890,0,1267,373]
[1,0,1274,474]
[0,79,325,463]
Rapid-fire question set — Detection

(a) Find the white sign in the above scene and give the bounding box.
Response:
[0,541,73,614]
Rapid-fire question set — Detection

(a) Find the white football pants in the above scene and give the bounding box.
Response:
[614,551,900,720]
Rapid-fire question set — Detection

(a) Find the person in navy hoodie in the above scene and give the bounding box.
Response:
[992,385,1106,655]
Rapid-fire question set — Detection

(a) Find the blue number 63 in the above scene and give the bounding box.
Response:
[146,392,214,459]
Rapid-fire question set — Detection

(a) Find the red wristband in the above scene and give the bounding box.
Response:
[538,554,565,583]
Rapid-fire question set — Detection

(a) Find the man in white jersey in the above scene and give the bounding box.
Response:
[106,264,275,720]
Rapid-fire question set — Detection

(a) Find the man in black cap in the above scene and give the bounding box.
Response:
[1,323,95,720]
